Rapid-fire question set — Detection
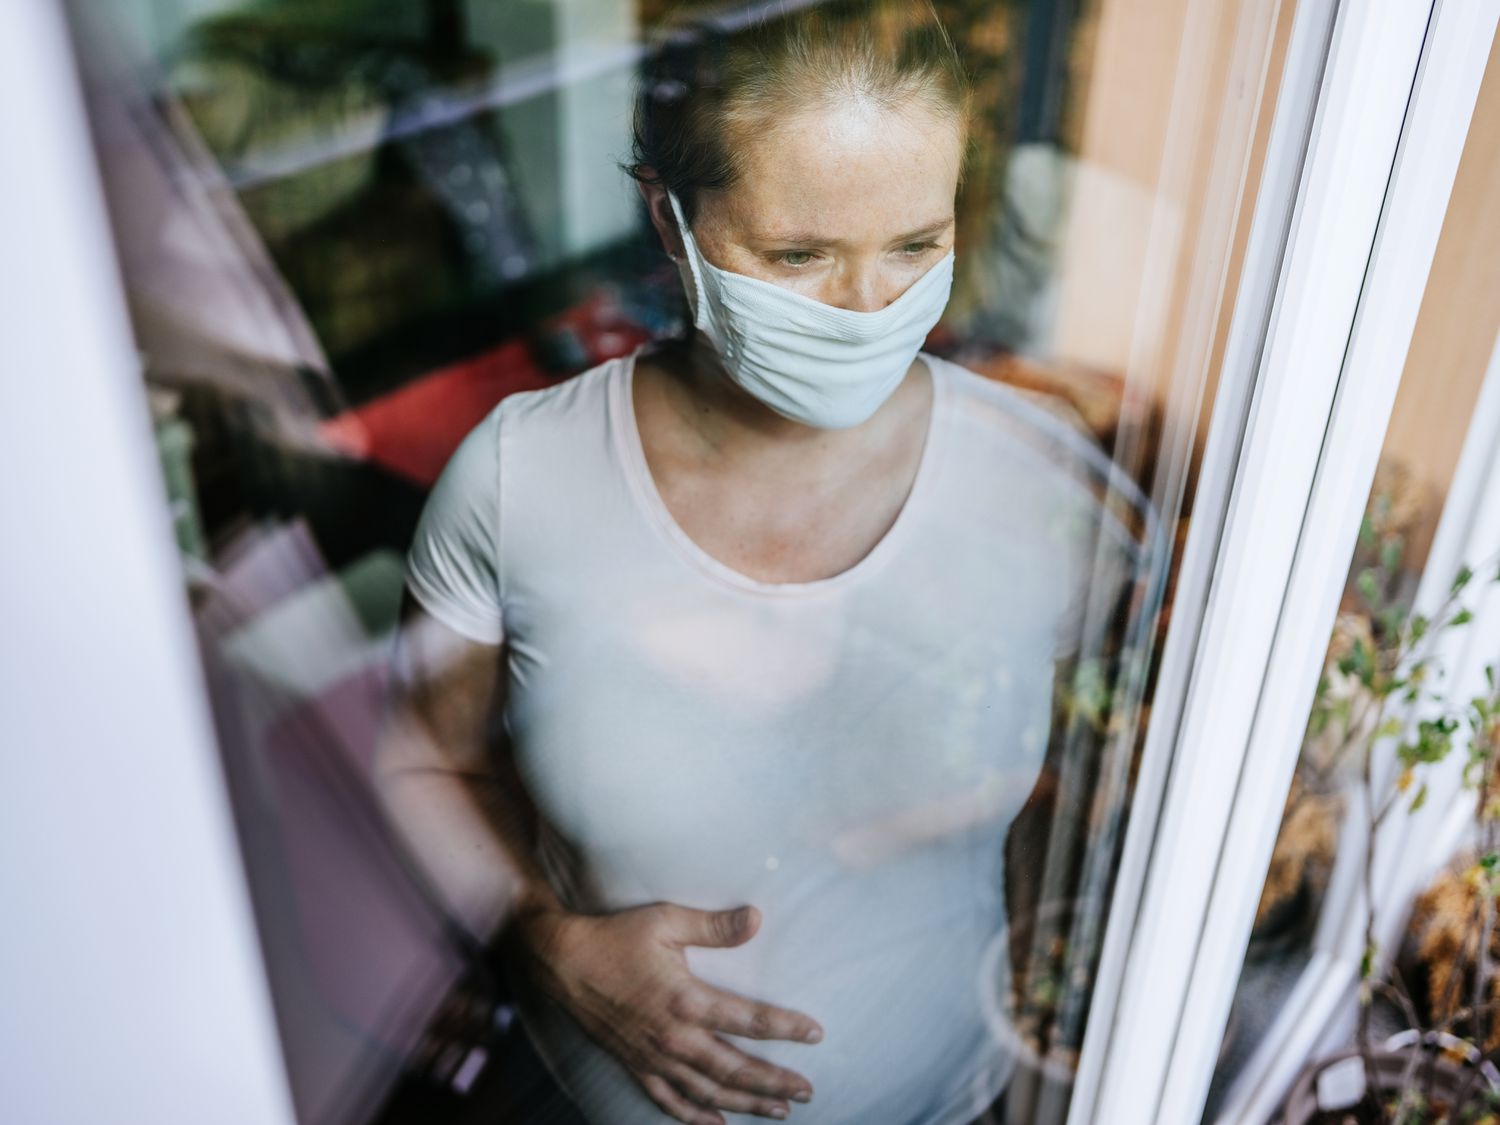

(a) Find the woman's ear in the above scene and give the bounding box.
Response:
[637,177,687,262]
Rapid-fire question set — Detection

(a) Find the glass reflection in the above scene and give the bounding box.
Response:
[61,0,1297,1121]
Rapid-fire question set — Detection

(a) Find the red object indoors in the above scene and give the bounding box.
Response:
[321,338,551,487]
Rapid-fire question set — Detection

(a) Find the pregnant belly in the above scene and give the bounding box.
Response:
[513,919,1014,1125]
[692,908,1013,1124]
[518,844,1019,1125]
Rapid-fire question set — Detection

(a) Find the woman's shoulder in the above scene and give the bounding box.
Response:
[493,351,627,431]
[923,352,1157,561]
[424,352,626,504]
[924,352,1111,480]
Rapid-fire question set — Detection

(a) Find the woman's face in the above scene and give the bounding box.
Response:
[649,98,964,313]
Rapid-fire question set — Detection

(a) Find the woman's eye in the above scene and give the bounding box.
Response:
[900,241,938,256]
[773,250,817,268]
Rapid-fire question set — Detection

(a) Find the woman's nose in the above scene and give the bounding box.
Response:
[824,266,891,313]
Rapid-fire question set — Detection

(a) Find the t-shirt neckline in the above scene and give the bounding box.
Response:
[611,346,948,597]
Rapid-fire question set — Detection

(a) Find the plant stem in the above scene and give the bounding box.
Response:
[1372,976,1424,1115]
[1361,700,1386,1122]
[1475,763,1494,1057]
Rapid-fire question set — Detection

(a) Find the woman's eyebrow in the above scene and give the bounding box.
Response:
[757,217,954,246]
[889,217,955,242]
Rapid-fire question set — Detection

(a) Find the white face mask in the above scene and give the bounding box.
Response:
[667,190,955,429]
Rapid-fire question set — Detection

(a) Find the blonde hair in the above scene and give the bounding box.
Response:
[628,0,974,223]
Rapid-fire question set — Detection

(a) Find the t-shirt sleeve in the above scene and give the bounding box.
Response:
[404,405,505,645]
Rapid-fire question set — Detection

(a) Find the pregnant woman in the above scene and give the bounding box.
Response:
[376,2,1143,1123]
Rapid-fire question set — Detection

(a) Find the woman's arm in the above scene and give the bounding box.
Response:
[374,592,821,1125]
[373,590,547,938]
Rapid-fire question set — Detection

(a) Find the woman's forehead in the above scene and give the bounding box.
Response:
[711,102,962,242]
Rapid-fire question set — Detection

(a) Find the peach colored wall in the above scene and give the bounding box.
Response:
[1191,0,1299,478]
[1049,0,1294,453]
[1050,0,1189,374]
[1053,4,1498,524]
[1380,37,1500,514]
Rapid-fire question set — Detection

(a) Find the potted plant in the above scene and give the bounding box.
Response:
[1279,543,1500,1125]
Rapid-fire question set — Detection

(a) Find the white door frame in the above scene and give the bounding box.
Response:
[0,1,295,1123]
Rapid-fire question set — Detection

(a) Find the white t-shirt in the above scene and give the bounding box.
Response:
[405,346,1145,1125]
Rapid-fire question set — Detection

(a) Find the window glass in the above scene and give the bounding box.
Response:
[63,1,1307,1122]
[1206,31,1500,1123]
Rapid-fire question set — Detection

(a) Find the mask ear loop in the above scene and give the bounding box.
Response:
[666,189,708,330]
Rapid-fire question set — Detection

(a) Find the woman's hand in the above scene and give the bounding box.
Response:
[511,901,821,1124]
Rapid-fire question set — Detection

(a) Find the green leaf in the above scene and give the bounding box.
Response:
[1449,608,1475,628]
[1380,536,1404,572]
[1399,716,1459,767]
[1357,569,1382,605]
[1376,717,1405,740]
[1359,514,1376,548]
[1453,564,1475,595]
[1409,783,1428,812]
[1307,705,1330,738]
[1410,614,1429,642]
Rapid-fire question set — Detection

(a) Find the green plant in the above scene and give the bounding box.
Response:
[1320,533,1500,1124]
[1255,468,1436,948]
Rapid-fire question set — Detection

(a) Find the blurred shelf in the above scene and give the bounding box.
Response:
[217,0,824,192]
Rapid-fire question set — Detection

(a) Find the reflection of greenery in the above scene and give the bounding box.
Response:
[1061,656,1112,734]
[1006,572,1154,1079]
